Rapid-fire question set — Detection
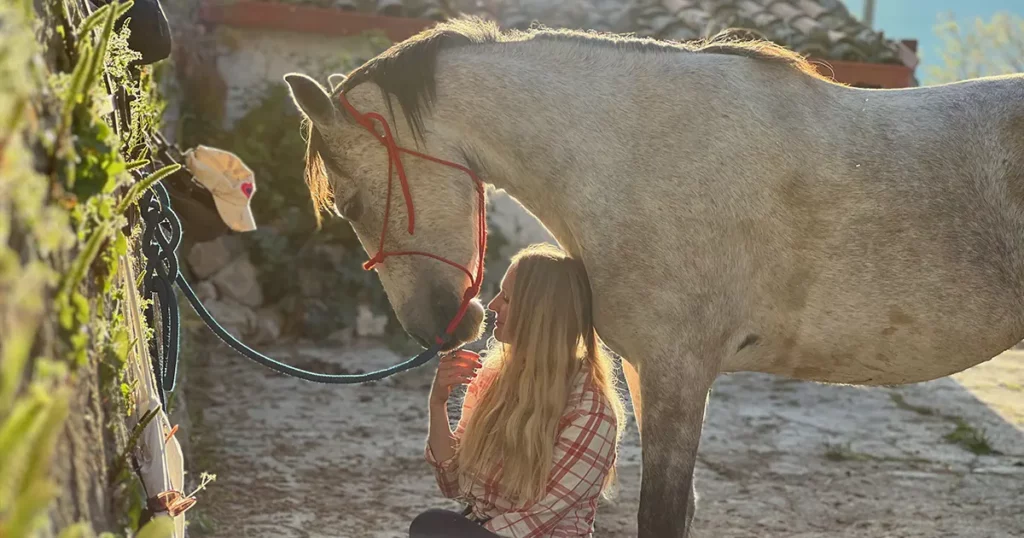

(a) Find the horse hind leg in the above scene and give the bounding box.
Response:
[636,345,718,538]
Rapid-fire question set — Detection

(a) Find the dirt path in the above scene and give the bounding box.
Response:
[185,342,1024,538]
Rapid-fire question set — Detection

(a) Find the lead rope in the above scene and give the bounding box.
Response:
[139,99,486,402]
[140,181,445,399]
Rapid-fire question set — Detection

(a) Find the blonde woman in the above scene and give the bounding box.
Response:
[410,244,627,538]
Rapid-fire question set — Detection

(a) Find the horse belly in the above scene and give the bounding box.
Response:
[738,328,1012,386]
[726,127,1024,385]
[728,270,1024,386]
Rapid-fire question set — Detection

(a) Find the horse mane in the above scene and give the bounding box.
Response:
[303,118,335,228]
[303,16,830,224]
[337,16,830,138]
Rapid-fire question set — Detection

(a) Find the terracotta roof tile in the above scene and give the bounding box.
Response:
[268,0,917,67]
[290,0,452,20]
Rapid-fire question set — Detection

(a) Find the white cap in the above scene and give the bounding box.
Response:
[184,145,258,232]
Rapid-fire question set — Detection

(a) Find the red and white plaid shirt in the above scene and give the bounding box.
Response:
[425,363,619,538]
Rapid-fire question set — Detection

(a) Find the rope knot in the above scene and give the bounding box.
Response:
[363,255,383,271]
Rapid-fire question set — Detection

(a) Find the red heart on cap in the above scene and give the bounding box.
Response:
[240,182,254,199]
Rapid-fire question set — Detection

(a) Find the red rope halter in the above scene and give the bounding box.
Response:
[338,93,488,346]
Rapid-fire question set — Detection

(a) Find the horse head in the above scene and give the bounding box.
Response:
[284,72,486,351]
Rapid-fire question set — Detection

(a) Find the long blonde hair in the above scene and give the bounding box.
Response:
[455,243,627,504]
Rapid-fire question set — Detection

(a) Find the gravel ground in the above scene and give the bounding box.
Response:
[185,341,1024,538]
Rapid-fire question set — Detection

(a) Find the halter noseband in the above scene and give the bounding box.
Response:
[337,93,488,346]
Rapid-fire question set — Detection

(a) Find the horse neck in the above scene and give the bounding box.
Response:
[427,42,641,256]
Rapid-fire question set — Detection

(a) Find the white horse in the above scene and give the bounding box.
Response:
[284,17,1024,537]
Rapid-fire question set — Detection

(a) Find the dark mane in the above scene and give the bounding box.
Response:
[339,18,500,143]
[338,16,830,141]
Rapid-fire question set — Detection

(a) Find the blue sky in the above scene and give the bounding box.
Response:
[842,0,1022,82]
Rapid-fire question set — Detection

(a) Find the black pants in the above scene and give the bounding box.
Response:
[409,508,502,537]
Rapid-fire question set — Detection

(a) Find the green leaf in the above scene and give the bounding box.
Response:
[76,1,133,36]
[113,230,128,257]
[72,292,91,326]
[0,388,67,538]
[125,158,150,171]
[7,393,70,528]
[3,481,60,538]
[0,397,48,500]
[136,516,174,538]
[103,160,127,189]
[20,392,70,485]
[110,326,131,364]
[97,198,112,221]
[70,331,89,366]
[0,305,44,413]
[57,294,74,330]
[57,522,95,538]
[58,218,116,304]
[80,1,125,98]
[116,163,181,215]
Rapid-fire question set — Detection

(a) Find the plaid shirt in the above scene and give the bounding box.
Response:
[425,364,618,538]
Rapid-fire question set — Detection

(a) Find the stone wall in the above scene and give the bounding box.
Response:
[183,234,390,343]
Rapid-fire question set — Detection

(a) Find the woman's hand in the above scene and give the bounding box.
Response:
[426,351,480,470]
[430,350,482,407]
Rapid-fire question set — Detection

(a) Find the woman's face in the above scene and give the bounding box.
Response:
[486,264,517,343]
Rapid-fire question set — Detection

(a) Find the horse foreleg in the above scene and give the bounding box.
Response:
[636,351,717,538]
[621,359,643,435]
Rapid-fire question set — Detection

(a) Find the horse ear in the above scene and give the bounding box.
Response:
[328,73,347,91]
[284,72,336,125]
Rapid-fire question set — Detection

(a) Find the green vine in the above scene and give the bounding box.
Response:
[0,0,190,535]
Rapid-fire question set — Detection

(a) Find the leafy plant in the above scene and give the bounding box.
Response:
[927,11,1024,84]
[0,0,193,535]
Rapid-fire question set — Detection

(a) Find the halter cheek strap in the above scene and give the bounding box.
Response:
[337,93,488,345]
